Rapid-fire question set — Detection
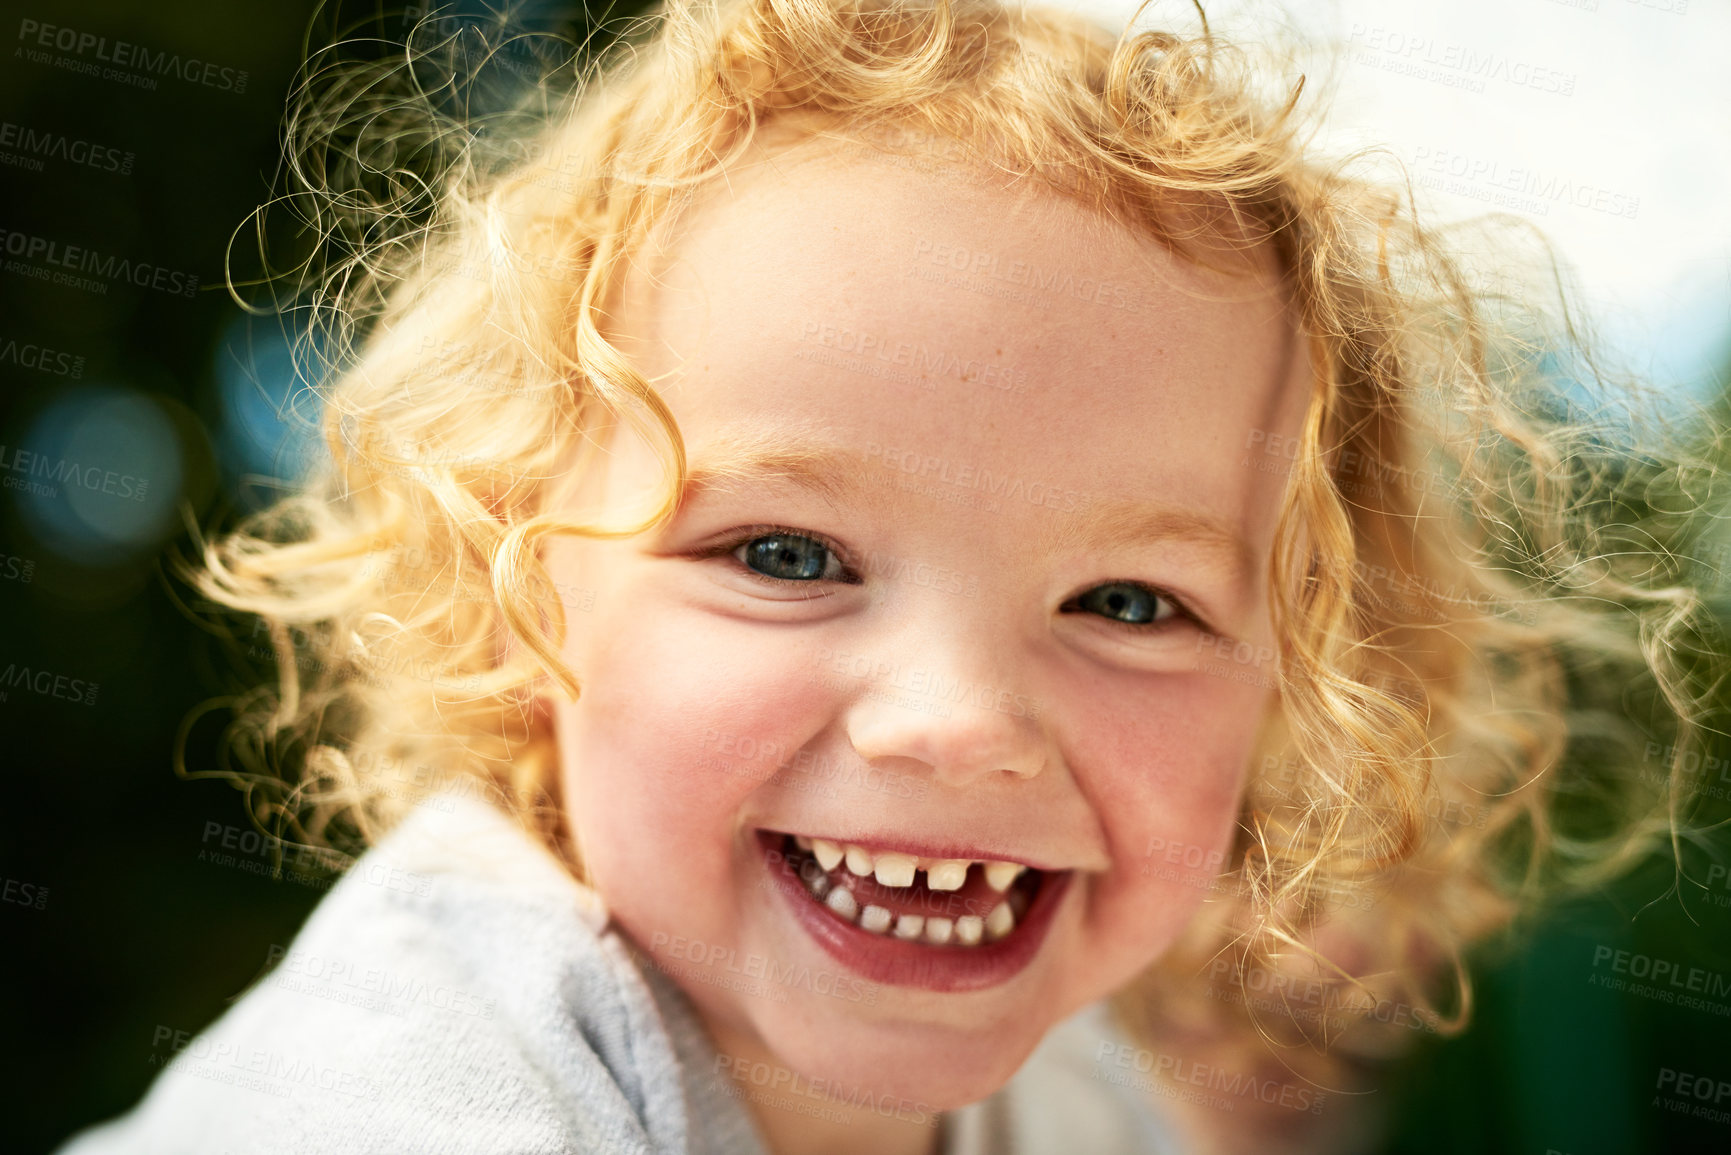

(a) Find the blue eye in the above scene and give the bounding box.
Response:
[736,532,845,582]
[1068,582,1176,626]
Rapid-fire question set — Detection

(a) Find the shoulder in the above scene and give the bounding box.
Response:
[56,797,695,1155]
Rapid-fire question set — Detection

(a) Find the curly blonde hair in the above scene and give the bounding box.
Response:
[190,0,1724,1108]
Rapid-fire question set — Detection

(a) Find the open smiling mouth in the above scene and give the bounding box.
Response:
[756,830,1073,992]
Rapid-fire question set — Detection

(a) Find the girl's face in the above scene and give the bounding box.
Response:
[544,142,1308,1113]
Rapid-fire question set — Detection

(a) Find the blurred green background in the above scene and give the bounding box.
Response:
[1,2,1727,1154]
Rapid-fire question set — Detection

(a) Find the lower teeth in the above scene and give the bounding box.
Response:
[786,838,1029,947]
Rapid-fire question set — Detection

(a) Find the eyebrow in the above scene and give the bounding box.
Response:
[681,430,888,511]
[1041,500,1254,586]
[682,431,1253,584]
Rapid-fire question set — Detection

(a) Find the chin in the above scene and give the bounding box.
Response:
[756,1004,1050,1110]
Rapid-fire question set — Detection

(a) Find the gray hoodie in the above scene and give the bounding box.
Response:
[58,794,1184,1155]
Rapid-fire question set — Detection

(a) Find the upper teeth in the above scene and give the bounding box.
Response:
[808,839,1028,893]
[925,860,970,891]
[984,861,1026,892]
[873,853,918,888]
[788,835,1031,948]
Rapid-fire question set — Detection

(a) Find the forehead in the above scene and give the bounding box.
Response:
[605,138,1308,548]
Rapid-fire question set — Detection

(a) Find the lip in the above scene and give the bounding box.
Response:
[757,830,1072,993]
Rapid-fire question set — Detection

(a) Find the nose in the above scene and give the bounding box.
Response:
[835,623,1047,789]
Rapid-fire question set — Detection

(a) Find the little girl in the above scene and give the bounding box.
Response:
[59,1,1719,1153]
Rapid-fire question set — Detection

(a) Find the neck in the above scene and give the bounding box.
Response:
[710,1021,946,1155]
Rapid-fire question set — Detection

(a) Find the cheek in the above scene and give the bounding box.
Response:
[1071,672,1264,960]
[553,578,836,921]
[1083,672,1261,842]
